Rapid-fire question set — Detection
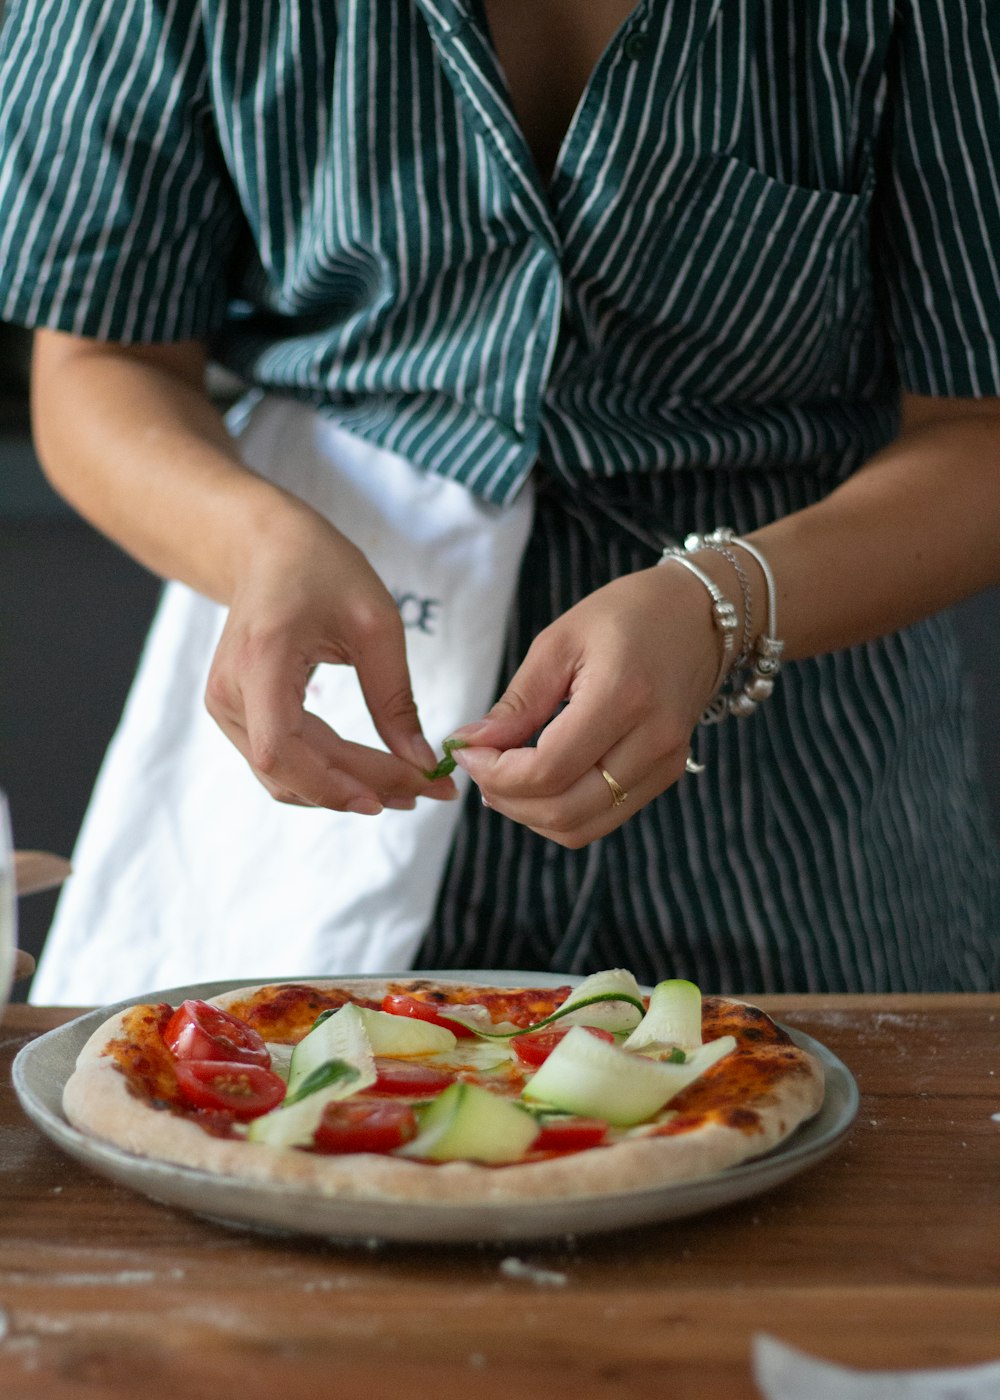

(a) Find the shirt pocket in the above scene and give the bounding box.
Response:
[630,153,876,403]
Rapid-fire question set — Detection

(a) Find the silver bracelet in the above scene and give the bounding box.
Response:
[687,528,784,721]
[657,548,739,717]
[686,538,753,666]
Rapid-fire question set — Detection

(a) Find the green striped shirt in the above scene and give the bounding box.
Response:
[1,0,999,503]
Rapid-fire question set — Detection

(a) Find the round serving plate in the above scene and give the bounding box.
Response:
[13,971,859,1245]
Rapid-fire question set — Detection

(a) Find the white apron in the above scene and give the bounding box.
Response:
[32,397,534,1003]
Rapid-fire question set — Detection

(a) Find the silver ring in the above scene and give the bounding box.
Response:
[685,752,706,774]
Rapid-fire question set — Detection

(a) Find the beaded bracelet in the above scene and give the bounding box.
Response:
[657,549,739,720]
[692,538,754,667]
[683,528,785,722]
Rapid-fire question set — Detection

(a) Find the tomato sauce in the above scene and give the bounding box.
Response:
[107,1004,178,1104]
[224,984,382,1040]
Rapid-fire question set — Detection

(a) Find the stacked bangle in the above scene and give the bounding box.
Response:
[658,528,785,726]
[693,538,754,666]
[657,549,740,709]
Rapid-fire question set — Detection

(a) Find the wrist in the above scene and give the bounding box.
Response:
[655,550,739,702]
[657,529,785,727]
[684,544,767,666]
[225,481,337,603]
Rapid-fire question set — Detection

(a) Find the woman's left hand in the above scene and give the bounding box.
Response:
[449,563,725,846]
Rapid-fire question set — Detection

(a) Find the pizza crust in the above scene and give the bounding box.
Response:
[62,979,826,1206]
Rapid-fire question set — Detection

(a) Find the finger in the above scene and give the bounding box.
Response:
[211,637,458,809]
[212,625,415,809]
[221,682,459,804]
[453,675,637,802]
[528,647,701,795]
[213,649,379,809]
[228,701,458,811]
[297,712,458,802]
[249,772,317,807]
[213,708,383,812]
[455,617,684,798]
[449,636,576,755]
[351,610,440,773]
[209,642,375,810]
[474,739,692,847]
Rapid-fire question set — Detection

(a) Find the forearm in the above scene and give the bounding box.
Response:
[30,330,301,604]
[691,402,1000,664]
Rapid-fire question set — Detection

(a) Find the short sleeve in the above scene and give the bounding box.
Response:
[0,0,245,343]
[874,0,1000,398]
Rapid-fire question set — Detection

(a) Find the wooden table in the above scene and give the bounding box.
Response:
[2,996,998,1399]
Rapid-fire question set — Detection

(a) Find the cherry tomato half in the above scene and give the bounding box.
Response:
[381,993,477,1039]
[313,1100,418,1154]
[174,1060,287,1120]
[372,1058,456,1097]
[512,1025,616,1067]
[164,999,271,1068]
[532,1118,609,1153]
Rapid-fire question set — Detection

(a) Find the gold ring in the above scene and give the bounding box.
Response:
[599,767,628,808]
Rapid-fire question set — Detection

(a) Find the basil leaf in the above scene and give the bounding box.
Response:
[422,737,468,781]
[282,1059,358,1107]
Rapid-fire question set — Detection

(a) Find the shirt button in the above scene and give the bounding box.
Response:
[623,31,649,60]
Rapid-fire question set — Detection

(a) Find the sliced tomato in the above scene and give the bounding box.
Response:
[174,1060,287,1120]
[512,1025,616,1067]
[313,1100,418,1155]
[381,993,477,1039]
[164,999,271,1068]
[372,1058,456,1097]
[532,1118,609,1153]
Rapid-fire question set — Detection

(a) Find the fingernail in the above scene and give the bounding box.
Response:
[383,797,417,811]
[452,745,484,775]
[421,773,460,798]
[409,736,439,770]
[449,721,488,742]
[346,798,383,816]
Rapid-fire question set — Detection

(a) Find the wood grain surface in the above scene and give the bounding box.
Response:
[2,995,998,1399]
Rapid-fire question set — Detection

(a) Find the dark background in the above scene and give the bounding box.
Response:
[1,323,163,996]
[2,321,998,1000]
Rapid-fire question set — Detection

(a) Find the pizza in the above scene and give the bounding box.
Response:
[62,970,825,1205]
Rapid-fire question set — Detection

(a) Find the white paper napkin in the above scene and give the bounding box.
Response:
[754,1335,1000,1400]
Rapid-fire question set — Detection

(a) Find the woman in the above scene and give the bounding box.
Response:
[1,0,997,999]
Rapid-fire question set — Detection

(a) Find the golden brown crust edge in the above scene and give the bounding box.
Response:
[62,982,826,1206]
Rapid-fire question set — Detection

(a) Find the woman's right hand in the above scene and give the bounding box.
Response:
[205,495,458,813]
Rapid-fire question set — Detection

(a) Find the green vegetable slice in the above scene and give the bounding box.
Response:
[422,737,468,781]
[246,1060,365,1148]
[521,1025,738,1127]
[283,1059,358,1107]
[439,968,646,1040]
[356,1005,457,1057]
[622,979,703,1055]
[247,1003,378,1148]
[396,1081,540,1164]
[286,1002,377,1097]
